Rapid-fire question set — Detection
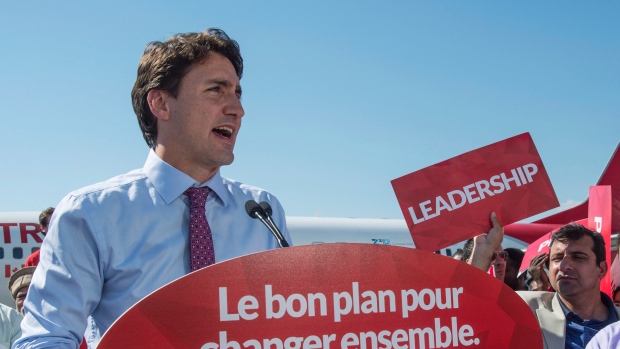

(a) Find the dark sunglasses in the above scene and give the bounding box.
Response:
[491,251,508,262]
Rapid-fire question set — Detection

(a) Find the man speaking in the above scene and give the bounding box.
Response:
[15,28,291,348]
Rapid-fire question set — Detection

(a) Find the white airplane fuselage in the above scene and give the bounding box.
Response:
[0,212,528,307]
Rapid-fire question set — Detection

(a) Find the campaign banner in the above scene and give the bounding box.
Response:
[391,133,559,252]
[99,244,543,349]
[588,186,612,297]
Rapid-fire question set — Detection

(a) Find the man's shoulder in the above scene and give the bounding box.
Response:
[67,168,146,200]
[53,169,150,215]
[221,177,276,198]
[517,291,557,310]
[218,176,286,217]
[0,303,22,321]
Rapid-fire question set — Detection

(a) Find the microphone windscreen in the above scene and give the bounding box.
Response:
[259,202,273,217]
[245,200,263,218]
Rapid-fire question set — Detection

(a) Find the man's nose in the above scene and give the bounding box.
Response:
[558,256,572,271]
[224,94,244,118]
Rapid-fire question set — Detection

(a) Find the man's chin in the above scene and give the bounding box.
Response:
[211,153,234,167]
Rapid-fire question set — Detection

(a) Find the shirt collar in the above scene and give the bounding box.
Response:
[201,169,230,207]
[143,150,230,206]
[558,291,618,322]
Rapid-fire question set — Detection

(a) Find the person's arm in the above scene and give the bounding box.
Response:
[14,195,104,349]
[468,212,504,271]
[528,253,550,291]
[9,308,23,346]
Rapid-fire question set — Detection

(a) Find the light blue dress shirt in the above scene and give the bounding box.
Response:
[15,150,291,349]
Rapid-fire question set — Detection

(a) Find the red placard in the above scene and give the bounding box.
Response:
[391,133,559,252]
[588,186,612,297]
[99,244,542,349]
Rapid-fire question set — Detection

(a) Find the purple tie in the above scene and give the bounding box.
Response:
[184,187,215,271]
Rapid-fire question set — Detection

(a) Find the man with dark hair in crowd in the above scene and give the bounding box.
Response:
[24,207,54,267]
[469,222,620,348]
[16,28,291,348]
[517,224,620,349]
[504,247,527,291]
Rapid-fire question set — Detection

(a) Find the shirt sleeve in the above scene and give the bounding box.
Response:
[14,194,105,349]
[585,335,604,349]
[8,308,23,347]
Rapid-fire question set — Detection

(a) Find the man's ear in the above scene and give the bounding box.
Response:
[600,260,608,279]
[147,89,172,121]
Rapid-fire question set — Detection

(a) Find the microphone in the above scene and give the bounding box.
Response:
[259,201,289,247]
[245,200,289,248]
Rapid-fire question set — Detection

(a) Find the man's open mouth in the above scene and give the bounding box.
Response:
[213,126,233,139]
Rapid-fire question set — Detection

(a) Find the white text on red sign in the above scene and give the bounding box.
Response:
[408,164,538,224]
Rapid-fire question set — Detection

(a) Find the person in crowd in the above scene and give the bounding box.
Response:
[504,247,527,291]
[462,214,506,282]
[517,224,620,349]
[614,286,620,307]
[462,238,475,263]
[8,267,36,315]
[15,28,291,349]
[464,212,504,272]
[468,221,619,348]
[452,249,464,261]
[0,303,22,348]
[525,277,547,291]
[24,207,54,267]
[529,252,551,292]
[491,248,507,282]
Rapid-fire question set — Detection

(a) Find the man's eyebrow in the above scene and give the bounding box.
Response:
[568,251,590,257]
[207,78,232,86]
[207,79,242,96]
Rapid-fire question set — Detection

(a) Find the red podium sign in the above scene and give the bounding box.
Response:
[392,133,559,252]
[99,244,542,349]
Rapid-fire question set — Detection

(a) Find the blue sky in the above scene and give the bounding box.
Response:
[1,2,618,220]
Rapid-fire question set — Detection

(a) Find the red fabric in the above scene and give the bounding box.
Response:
[24,250,41,267]
[80,338,87,349]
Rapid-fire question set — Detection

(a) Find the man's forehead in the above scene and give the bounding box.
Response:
[550,236,594,254]
[197,54,239,78]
